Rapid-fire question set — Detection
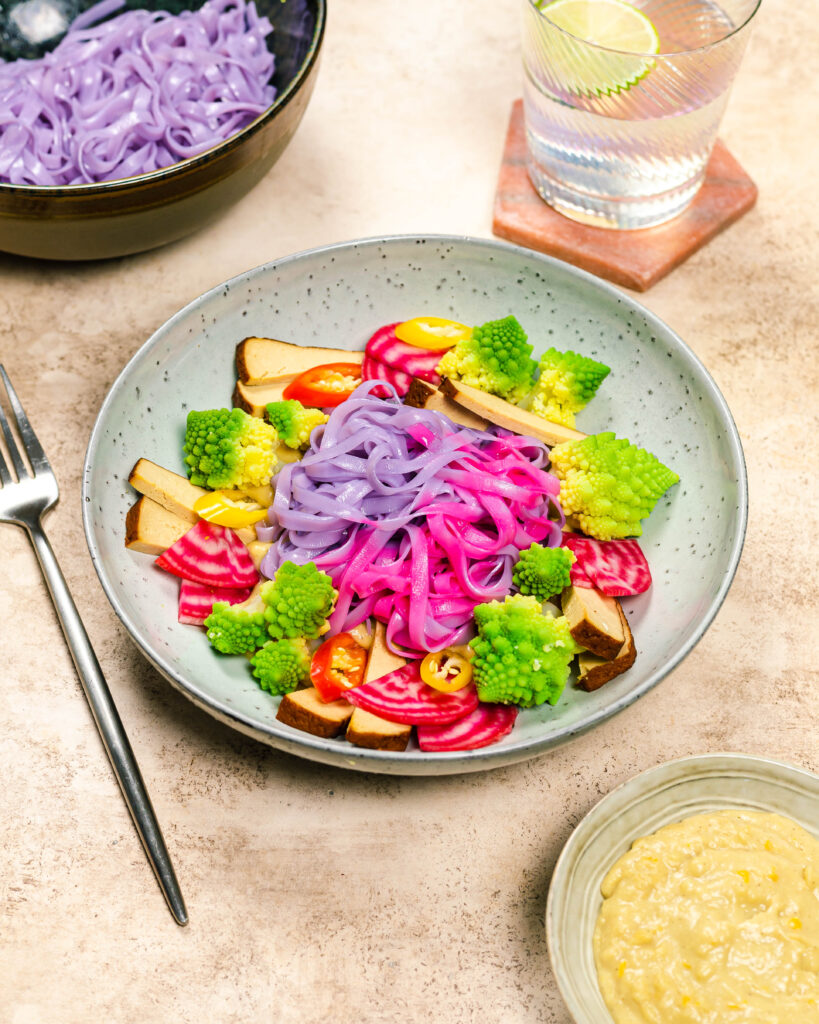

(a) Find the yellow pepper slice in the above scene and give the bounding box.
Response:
[193,491,268,529]
[420,649,473,692]
[395,316,472,350]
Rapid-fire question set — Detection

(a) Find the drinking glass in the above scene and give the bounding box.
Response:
[521,0,760,229]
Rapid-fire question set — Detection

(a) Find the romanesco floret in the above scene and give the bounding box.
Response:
[266,400,328,450]
[550,431,679,540]
[528,347,610,428]
[470,595,580,707]
[184,407,278,490]
[512,544,575,602]
[436,315,536,402]
[261,560,337,639]
[250,638,311,695]
[204,592,268,655]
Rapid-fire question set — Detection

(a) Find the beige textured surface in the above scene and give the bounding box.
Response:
[1,0,817,1021]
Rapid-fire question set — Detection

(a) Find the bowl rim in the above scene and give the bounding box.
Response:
[82,233,749,772]
[545,752,819,1022]
[0,0,326,196]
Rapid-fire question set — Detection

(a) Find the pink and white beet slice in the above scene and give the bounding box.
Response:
[561,532,651,596]
[345,662,479,725]
[156,520,259,588]
[365,322,443,384]
[416,703,518,751]
[178,579,253,625]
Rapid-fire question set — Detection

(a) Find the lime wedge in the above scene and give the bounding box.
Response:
[537,0,660,95]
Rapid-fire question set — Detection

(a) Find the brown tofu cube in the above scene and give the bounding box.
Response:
[562,586,625,660]
[346,708,411,751]
[232,379,292,417]
[236,337,363,386]
[363,620,407,683]
[276,687,354,738]
[343,621,413,750]
[439,378,585,446]
[576,604,637,692]
[128,458,207,523]
[404,378,489,431]
[125,496,190,554]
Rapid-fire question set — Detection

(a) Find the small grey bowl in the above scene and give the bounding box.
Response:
[546,753,819,1023]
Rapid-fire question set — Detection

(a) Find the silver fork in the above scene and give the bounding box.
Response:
[0,365,187,926]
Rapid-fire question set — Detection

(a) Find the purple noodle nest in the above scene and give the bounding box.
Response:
[0,0,276,185]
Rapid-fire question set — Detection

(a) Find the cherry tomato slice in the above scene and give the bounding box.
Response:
[394,317,472,350]
[310,632,368,703]
[283,362,363,408]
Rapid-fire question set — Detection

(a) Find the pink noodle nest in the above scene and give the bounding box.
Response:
[0,0,276,185]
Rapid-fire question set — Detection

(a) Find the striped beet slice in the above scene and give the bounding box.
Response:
[561,532,651,596]
[365,323,443,384]
[569,557,595,589]
[178,579,253,625]
[362,352,415,397]
[156,521,259,588]
[417,704,518,752]
[345,661,479,725]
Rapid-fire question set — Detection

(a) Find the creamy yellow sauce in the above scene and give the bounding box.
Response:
[593,810,819,1024]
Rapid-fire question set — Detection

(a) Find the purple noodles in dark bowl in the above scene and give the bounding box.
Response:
[0,0,324,259]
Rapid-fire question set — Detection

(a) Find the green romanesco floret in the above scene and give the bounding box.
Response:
[261,560,337,639]
[266,400,328,450]
[436,315,536,402]
[528,347,610,428]
[550,431,679,540]
[512,544,575,602]
[250,638,311,696]
[183,407,278,490]
[470,595,580,707]
[204,590,268,655]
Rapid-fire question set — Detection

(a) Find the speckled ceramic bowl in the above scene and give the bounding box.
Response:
[82,235,748,774]
[546,753,819,1023]
[0,0,325,261]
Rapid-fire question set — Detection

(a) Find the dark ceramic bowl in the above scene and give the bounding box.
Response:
[0,0,325,260]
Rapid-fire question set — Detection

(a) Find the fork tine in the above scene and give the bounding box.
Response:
[0,389,29,481]
[0,365,52,476]
[0,434,11,486]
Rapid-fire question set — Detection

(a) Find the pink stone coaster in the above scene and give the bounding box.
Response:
[492,99,757,292]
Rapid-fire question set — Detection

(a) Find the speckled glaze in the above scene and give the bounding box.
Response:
[546,753,819,1024]
[0,0,325,261]
[82,235,748,775]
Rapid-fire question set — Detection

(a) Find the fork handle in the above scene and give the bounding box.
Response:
[27,521,187,926]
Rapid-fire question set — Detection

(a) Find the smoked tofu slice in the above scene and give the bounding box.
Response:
[232,379,291,417]
[362,621,406,683]
[128,458,207,523]
[125,496,190,554]
[576,604,636,692]
[276,687,354,738]
[562,586,625,660]
[404,378,489,431]
[346,707,411,752]
[346,621,412,751]
[236,337,364,386]
[439,378,586,446]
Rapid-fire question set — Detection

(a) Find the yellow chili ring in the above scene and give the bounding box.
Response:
[420,649,473,692]
[193,491,269,529]
[395,316,472,351]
